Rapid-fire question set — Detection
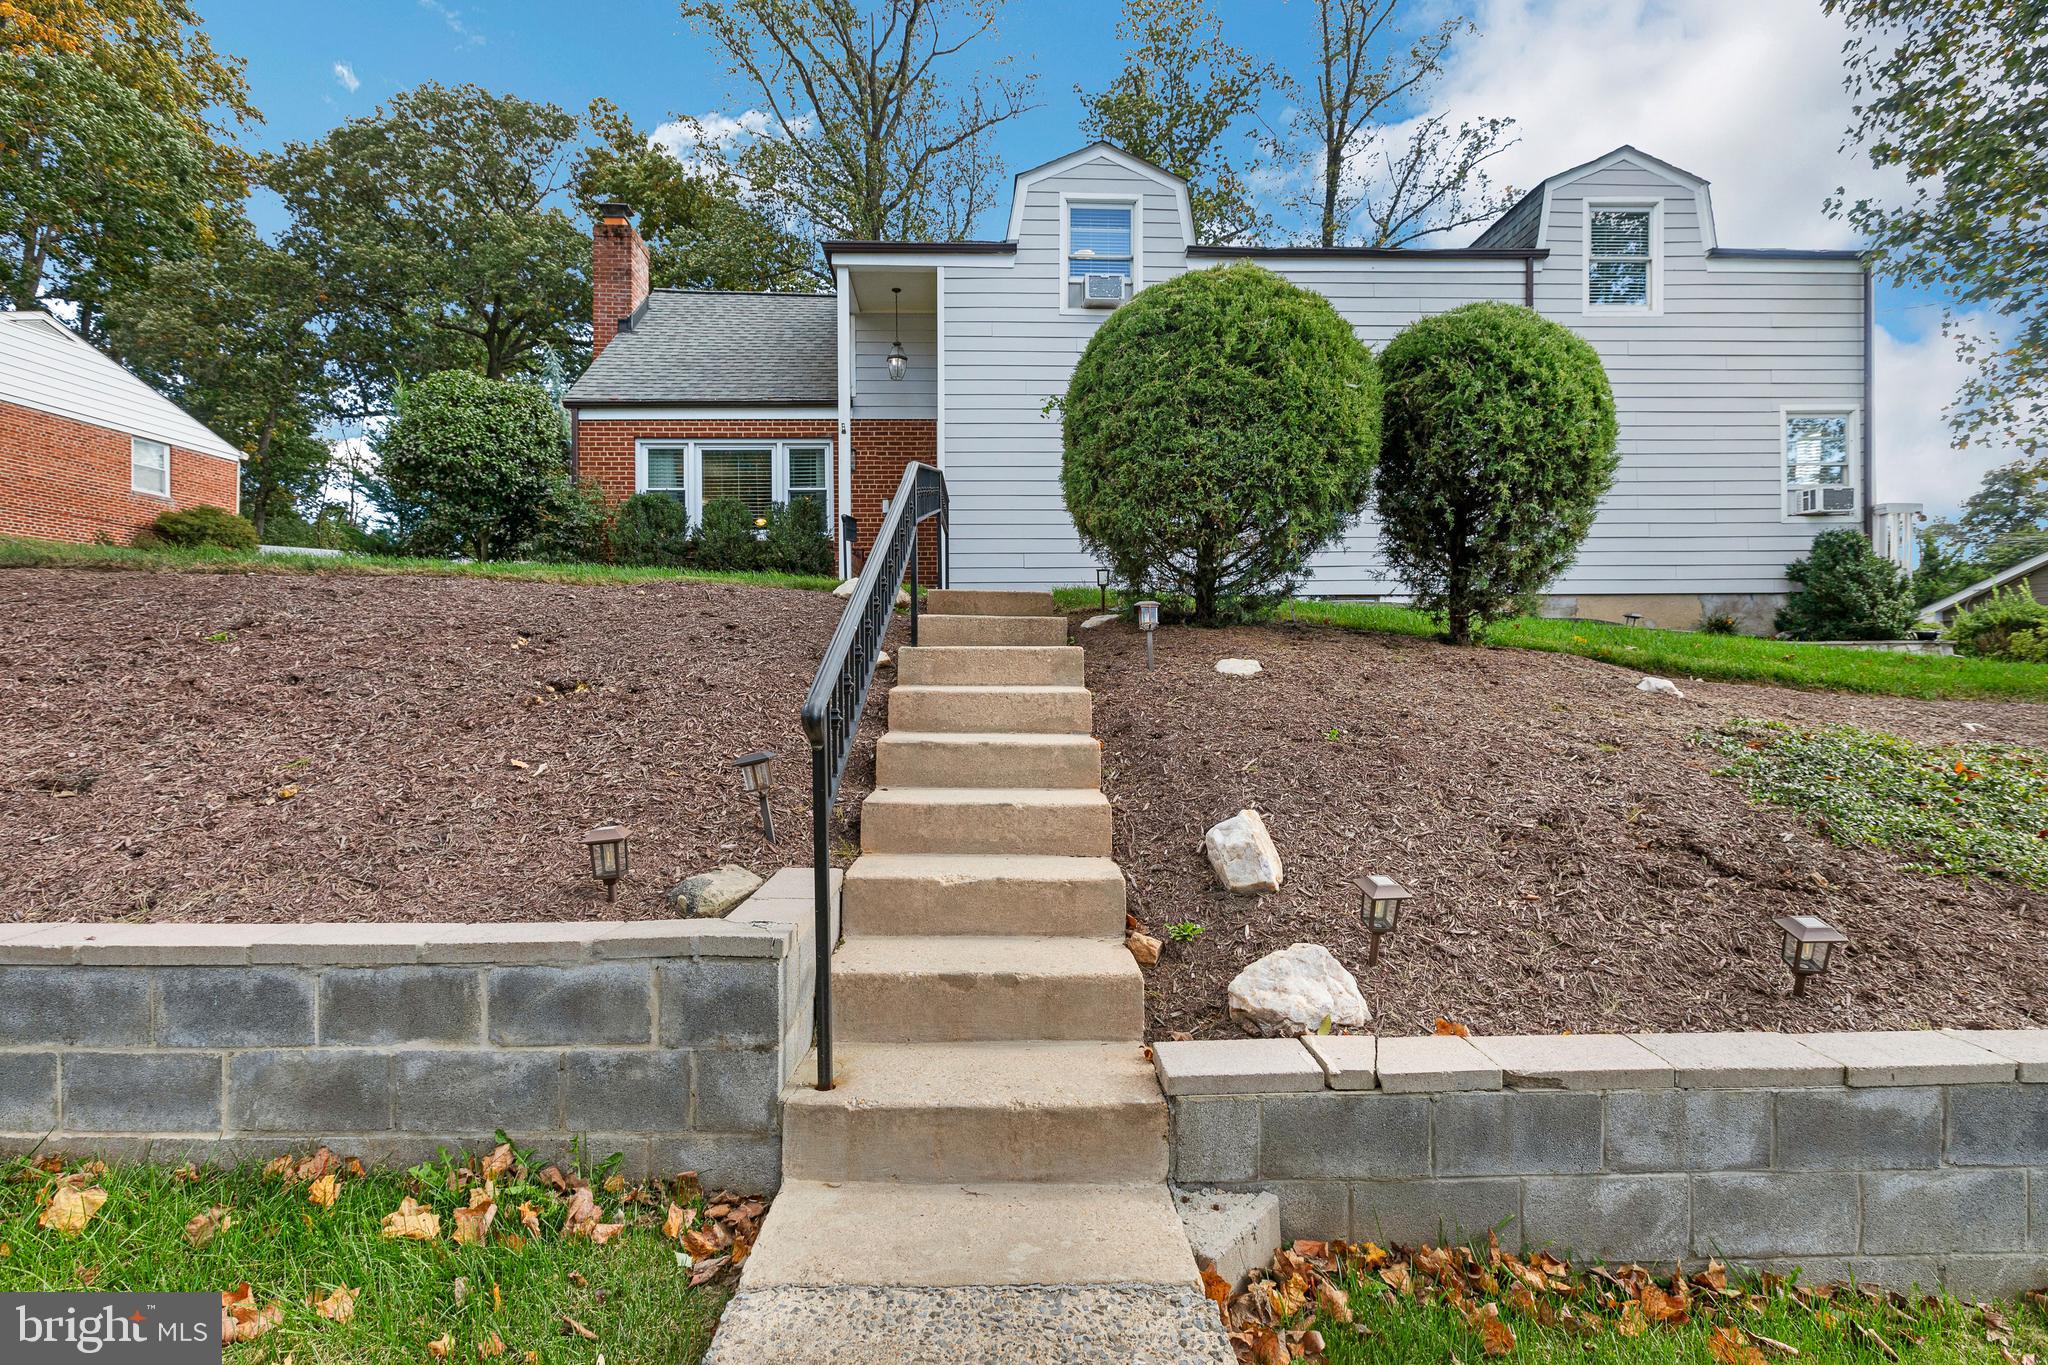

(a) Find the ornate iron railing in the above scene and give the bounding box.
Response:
[800,460,947,1090]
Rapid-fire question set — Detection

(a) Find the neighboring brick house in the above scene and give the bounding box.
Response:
[0,310,242,545]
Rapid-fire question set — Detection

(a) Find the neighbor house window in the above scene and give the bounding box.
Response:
[131,436,170,497]
[636,440,834,529]
[1785,413,1851,486]
[1587,205,1656,310]
[1068,203,1133,281]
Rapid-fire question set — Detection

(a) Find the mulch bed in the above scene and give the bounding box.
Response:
[0,568,883,924]
[1078,613,2048,1038]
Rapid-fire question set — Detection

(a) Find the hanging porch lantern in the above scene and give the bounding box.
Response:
[886,286,908,382]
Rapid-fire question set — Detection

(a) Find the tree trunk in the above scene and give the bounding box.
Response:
[247,407,281,539]
[1320,142,1342,248]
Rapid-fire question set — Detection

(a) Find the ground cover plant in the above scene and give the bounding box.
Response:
[1064,606,2048,1037]
[0,566,876,921]
[1216,1237,2048,1364]
[1711,722,2048,888]
[0,1143,749,1363]
[1053,589,2048,704]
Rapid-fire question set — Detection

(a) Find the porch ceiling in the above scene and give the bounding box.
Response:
[848,267,937,313]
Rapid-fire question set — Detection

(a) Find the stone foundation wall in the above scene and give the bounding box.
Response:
[0,870,838,1193]
[1160,1030,2048,1299]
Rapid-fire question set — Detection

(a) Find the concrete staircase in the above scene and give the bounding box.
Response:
[708,590,1233,1364]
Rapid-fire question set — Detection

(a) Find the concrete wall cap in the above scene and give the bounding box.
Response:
[1374,1035,1503,1093]
[1631,1032,1843,1088]
[1801,1030,2016,1086]
[1938,1029,2048,1083]
[1153,1038,1325,1096]
[1472,1034,1674,1090]
[1301,1035,1377,1091]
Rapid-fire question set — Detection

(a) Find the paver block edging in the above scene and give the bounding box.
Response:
[1154,1039,1324,1095]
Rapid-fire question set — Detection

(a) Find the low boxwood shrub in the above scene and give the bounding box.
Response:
[1374,301,1619,645]
[516,477,612,563]
[134,505,258,553]
[1948,588,2048,660]
[611,493,691,567]
[760,496,835,576]
[1775,529,1917,641]
[1060,261,1381,624]
[693,498,760,572]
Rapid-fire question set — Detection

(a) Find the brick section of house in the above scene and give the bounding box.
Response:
[591,209,650,360]
[851,418,939,585]
[0,400,240,545]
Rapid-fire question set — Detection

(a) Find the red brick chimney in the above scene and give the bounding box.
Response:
[592,202,649,359]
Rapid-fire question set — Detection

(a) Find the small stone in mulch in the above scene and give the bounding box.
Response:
[1215,659,1262,677]
[1205,809,1283,893]
[665,865,763,918]
[1637,676,1685,698]
[1227,942,1370,1036]
[1080,614,1119,630]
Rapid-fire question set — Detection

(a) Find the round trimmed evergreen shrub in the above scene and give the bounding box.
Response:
[1060,262,1381,623]
[1775,528,1917,641]
[611,492,691,566]
[1375,301,1619,644]
[694,498,761,572]
[377,371,568,560]
[762,496,835,576]
[135,505,258,553]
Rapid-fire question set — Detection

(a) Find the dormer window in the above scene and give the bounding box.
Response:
[1068,203,1134,283]
[1586,204,1658,311]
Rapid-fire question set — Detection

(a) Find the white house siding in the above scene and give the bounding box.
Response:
[932,150,1867,604]
[0,311,240,462]
[850,309,936,419]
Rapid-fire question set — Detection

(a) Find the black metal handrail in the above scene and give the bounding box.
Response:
[801,460,947,1090]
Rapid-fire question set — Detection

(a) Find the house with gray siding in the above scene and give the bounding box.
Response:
[566,141,1875,631]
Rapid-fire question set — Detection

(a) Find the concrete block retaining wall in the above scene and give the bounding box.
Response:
[0,869,838,1193]
[1159,1030,2048,1299]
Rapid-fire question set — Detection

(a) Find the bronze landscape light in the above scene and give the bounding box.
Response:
[1773,914,1847,996]
[735,750,777,844]
[1135,599,1160,669]
[1356,874,1412,965]
[1097,565,1111,611]
[581,823,630,902]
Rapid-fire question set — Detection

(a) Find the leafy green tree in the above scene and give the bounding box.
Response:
[5,0,259,138]
[271,83,590,414]
[572,99,817,291]
[1267,0,1517,247]
[1929,458,2048,560]
[1827,0,2047,455]
[108,216,335,538]
[678,0,1037,239]
[376,371,569,560]
[0,50,208,326]
[1061,263,1381,624]
[1776,529,1917,641]
[1077,0,1274,243]
[1912,527,1982,606]
[1374,301,1618,644]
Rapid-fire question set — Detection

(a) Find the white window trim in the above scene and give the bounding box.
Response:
[1779,405,1861,523]
[1058,192,1142,314]
[1582,198,1663,317]
[130,435,171,498]
[633,438,836,529]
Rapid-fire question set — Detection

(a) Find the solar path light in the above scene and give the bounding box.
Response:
[1356,874,1411,966]
[1135,599,1160,669]
[735,750,778,844]
[582,823,630,902]
[1773,914,1847,996]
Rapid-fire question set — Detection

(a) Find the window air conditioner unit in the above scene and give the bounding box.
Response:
[1790,485,1858,516]
[1082,273,1127,307]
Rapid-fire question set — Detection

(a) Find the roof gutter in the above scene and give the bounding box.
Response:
[1187,244,1549,262]
[822,239,1017,260]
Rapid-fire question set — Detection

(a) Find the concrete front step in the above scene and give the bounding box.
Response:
[876,732,1102,790]
[842,853,1126,937]
[832,934,1143,1042]
[888,684,1092,735]
[859,787,1112,857]
[923,589,1058,618]
[917,613,1068,647]
[783,1041,1167,1183]
[735,1180,1204,1289]
[896,644,1085,687]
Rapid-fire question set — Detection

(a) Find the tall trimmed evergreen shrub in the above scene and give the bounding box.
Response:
[1776,529,1917,641]
[1375,302,1619,644]
[377,372,568,560]
[1059,262,1382,623]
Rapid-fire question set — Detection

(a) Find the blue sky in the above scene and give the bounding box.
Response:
[201,0,2009,516]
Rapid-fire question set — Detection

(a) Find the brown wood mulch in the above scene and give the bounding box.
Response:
[0,568,885,925]
[1076,613,2048,1039]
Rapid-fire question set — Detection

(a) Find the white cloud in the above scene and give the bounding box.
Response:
[418,0,484,47]
[1873,317,2020,518]
[331,61,359,94]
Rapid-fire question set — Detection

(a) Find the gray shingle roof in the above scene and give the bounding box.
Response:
[565,290,837,406]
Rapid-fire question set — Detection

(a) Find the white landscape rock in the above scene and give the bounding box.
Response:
[1636,676,1686,699]
[832,579,911,608]
[1215,659,1262,677]
[1227,944,1370,1037]
[1205,809,1283,893]
[1080,614,1120,630]
[664,865,763,918]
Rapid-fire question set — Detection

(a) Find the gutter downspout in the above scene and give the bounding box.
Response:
[835,265,854,581]
[1523,256,1535,308]
[1862,263,1875,543]
[566,404,578,482]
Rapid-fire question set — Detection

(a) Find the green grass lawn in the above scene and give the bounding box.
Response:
[0,1148,731,1363]
[1053,589,2048,703]
[1232,1241,2048,1364]
[0,534,840,593]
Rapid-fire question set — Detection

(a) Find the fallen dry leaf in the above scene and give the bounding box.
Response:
[1474,1308,1517,1356]
[428,1333,454,1358]
[482,1144,516,1180]
[307,1173,340,1210]
[1641,1282,1690,1325]
[1708,1324,1768,1365]
[1315,1276,1353,1324]
[476,1330,506,1359]
[315,1285,358,1324]
[662,1202,689,1241]
[184,1206,233,1248]
[221,1285,284,1344]
[39,1183,108,1234]
[561,1187,599,1238]
[1200,1264,1231,1304]
[1433,1017,1472,1037]
[561,1315,598,1341]
[518,1202,541,1236]
[380,1196,441,1241]
[453,1190,497,1246]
